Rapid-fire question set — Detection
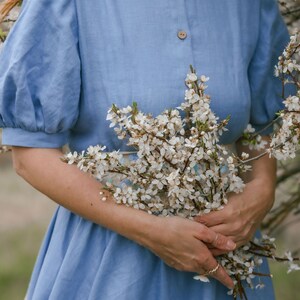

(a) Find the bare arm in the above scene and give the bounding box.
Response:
[236,136,276,191]
[196,136,276,251]
[12,146,236,289]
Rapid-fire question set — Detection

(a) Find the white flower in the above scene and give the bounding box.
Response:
[284,95,300,111]
[193,275,210,283]
[287,263,300,274]
[241,152,249,160]
[244,124,256,133]
[186,73,197,82]
[255,283,265,290]
[200,75,209,82]
[285,251,293,262]
[65,151,78,164]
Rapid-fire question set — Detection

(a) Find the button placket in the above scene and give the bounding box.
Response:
[171,0,189,41]
[168,0,195,79]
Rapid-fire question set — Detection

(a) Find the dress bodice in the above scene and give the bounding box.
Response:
[0,0,291,151]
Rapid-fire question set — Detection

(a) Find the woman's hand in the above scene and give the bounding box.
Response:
[195,178,275,254]
[195,136,277,256]
[144,216,236,289]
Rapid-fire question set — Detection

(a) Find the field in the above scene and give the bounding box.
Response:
[0,153,299,300]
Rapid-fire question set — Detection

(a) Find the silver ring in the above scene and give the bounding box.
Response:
[203,263,220,276]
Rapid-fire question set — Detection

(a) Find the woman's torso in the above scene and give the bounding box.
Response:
[69,0,259,151]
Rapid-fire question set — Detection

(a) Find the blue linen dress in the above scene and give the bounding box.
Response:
[0,0,291,299]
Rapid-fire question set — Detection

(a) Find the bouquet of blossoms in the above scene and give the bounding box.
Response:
[63,34,300,299]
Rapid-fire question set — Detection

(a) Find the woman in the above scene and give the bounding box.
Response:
[0,0,290,299]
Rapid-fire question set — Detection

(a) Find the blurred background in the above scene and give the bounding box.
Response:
[0,1,300,300]
[0,147,56,300]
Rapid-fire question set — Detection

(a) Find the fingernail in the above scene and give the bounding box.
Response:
[226,240,236,250]
[197,218,206,224]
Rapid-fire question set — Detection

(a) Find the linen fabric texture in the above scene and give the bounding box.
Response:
[0,0,291,299]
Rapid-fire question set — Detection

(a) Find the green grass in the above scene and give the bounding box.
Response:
[0,227,46,300]
[270,261,300,300]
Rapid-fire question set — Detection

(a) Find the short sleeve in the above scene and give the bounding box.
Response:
[0,0,81,147]
[248,0,293,135]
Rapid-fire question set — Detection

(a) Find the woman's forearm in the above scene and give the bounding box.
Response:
[11,146,157,247]
[236,136,277,203]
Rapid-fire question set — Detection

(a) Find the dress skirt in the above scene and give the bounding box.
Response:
[25,205,275,300]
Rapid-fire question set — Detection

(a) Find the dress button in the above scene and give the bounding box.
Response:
[177,30,187,40]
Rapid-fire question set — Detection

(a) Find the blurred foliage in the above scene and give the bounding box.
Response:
[263,154,300,236]
[0,28,6,43]
[279,0,300,28]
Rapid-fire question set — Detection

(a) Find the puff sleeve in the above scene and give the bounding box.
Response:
[248,0,293,135]
[0,0,81,147]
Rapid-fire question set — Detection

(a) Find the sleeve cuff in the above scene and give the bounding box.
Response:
[2,128,68,148]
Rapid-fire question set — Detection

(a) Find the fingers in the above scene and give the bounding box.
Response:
[197,225,236,251]
[194,225,235,289]
[201,253,234,289]
[210,223,254,247]
[194,210,227,227]
[211,263,234,289]
[209,224,238,242]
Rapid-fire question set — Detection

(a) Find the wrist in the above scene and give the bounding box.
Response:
[134,214,164,250]
[248,178,275,210]
[251,176,276,194]
[115,205,162,249]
